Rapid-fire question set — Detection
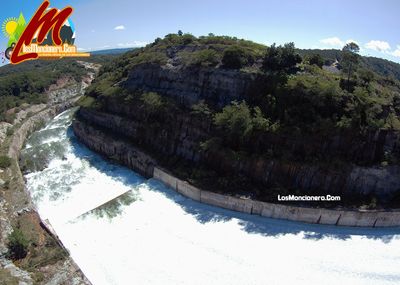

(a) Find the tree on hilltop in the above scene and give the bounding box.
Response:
[341,42,360,91]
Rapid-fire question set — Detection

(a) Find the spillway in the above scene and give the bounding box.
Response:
[21,109,400,285]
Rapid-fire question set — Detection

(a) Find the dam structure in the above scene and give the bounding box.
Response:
[21,109,400,285]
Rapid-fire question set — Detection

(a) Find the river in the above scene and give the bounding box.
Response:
[21,109,400,285]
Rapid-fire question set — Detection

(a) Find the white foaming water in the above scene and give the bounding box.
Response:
[23,109,400,285]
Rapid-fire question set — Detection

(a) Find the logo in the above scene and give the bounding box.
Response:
[2,0,89,64]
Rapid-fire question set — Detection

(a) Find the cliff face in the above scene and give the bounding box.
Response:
[75,105,400,202]
[0,61,98,285]
[74,39,400,205]
[73,119,155,178]
[122,63,257,108]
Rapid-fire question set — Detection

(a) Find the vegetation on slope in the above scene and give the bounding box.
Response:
[298,48,400,81]
[0,55,116,282]
[87,33,400,137]
[0,59,85,122]
[7,227,29,260]
[80,33,400,207]
[0,54,118,122]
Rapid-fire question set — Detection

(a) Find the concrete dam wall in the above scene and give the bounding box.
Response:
[153,168,400,227]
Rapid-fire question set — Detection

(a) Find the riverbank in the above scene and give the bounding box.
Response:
[0,62,98,284]
[21,107,400,285]
[73,118,400,227]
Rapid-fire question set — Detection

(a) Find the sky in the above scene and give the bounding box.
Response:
[1,0,399,63]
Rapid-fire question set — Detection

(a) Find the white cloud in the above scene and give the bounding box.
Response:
[319,37,362,49]
[114,25,126,30]
[117,41,148,48]
[365,40,391,52]
[392,46,400,57]
[320,37,344,47]
[346,39,359,45]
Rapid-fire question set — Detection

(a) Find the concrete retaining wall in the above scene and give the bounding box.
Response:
[74,118,400,228]
[153,167,400,227]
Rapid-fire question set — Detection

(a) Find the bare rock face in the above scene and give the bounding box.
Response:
[8,100,78,160]
[74,59,400,204]
[348,166,400,196]
[75,106,400,202]
[0,122,12,145]
[47,83,85,105]
[0,61,97,285]
[73,120,156,178]
[122,63,256,107]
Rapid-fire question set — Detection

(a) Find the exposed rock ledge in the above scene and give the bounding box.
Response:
[73,118,400,227]
[1,68,97,284]
[2,100,91,285]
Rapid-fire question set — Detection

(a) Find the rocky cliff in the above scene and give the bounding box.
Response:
[122,63,257,108]
[75,103,400,204]
[0,61,98,285]
[74,34,400,208]
[73,119,155,178]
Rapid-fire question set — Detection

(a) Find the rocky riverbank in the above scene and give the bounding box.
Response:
[0,61,99,284]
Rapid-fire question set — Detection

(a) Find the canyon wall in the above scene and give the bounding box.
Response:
[122,63,257,108]
[72,120,155,178]
[0,68,96,285]
[76,107,400,201]
[8,100,77,160]
[73,118,400,227]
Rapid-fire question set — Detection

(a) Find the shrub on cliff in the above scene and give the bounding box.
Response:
[191,100,213,118]
[164,33,196,46]
[129,52,169,67]
[78,96,95,108]
[214,101,274,148]
[7,228,29,260]
[222,46,247,69]
[6,127,14,136]
[262,43,302,74]
[358,68,375,87]
[187,49,220,67]
[0,155,11,169]
[77,96,104,110]
[308,53,324,68]
[214,101,253,139]
[141,92,163,115]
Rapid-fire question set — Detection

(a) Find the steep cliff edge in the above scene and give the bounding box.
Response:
[75,105,400,206]
[74,34,400,209]
[0,60,99,285]
[122,63,257,108]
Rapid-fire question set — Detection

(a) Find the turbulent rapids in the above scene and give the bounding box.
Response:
[21,109,400,285]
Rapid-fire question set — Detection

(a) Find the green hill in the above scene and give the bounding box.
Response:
[75,33,400,207]
[298,48,400,81]
[0,55,117,122]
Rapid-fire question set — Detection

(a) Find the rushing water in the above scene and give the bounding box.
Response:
[21,109,400,285]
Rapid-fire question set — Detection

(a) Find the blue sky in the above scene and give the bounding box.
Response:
[1,0,400,63]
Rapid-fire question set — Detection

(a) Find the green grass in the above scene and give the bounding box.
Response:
[77,96,96,108]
